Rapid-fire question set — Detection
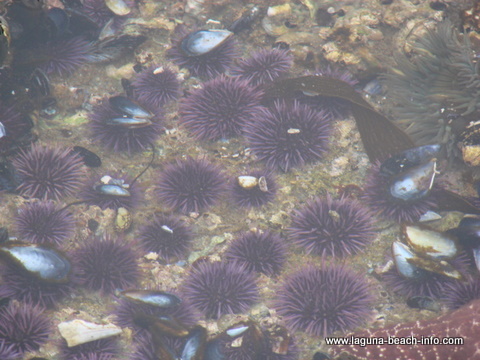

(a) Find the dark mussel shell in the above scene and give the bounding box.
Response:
[0,243,71,282]
[389,159,437,201]
[181,325,207,360]
[392,241,428,280]
[72,146,101,168]
[133,313,189,337]
[406,295,440,312]
[181,29,233,57]
[119,289,182,308]
[109,95,153,119]
[105,117,153,129]
[93,183,131,197]
[380,144,441,176]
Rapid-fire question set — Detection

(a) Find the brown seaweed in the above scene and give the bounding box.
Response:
[263,75,415,162]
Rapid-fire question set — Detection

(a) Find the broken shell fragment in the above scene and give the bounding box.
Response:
[58,319,122,347]
[114,207,132,232]
[237,175,258,189]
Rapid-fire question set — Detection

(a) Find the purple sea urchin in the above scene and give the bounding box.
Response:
[362,162,439,223]
[179,76,263,141]
[230,48,293,87]
[80,173,141,210]
[274,263,374,337]
[244,100,332,172]
[15,200,75,246]
[138,215,193,262]
[0,261,73,308]
[231,170,277,208]
[167,26,238,79]
[131,65,181,111]
[288,195,375,258]
[58,338,120,360]
[225,230,287,276]
[442,275,480,310]
[181,261,259,319]
[81,0,116,26]
[0,301,51,355]
[0,340,21,360]
[74,236,140,295]
[13,144,86,201]
[88,97,164,154]
[157,157,226,214]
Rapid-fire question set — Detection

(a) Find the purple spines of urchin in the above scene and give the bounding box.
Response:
[58,338,120,360]
[225,230,287,277]
[73,235,141,295]
[288,195,376,258]
[80,173,141,210]
[0,262,73,308]
[156,157,227,214]
[167,26,239,79]
[274,263,374,337]
[181,260,259,319]
[138,214,193,262]
[442,275,480,310]
[13,144,86,201]
[88,97,164,154]
[81,0,116,26]
[15,200,75,246]
[0,301,51,355]
[296,67,357,119]
[179,75,264,141]
[244,100,332,172]
[131,65,181,111]
[230,48,293,87]
[231,170,277,208]
[361,161,439,223]
[0,340,22,360]
[37,36,94,77]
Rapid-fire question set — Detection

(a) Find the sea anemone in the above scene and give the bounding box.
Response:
[167,26,238,79]
[231,170,277,208]
[274,263,374,337]
[74,235,140,295]
[244,100,332,172]
[13,144,86,201]
[138,214,193,262]
[0,261,73,308]
[156,157,226,214]
[442,275,480,310]
[230,48,293,87]
[0,301,51,355]
[179,76,264,141]
[131,65,181,111]
[88,97,164,154]
[80,173,141,210]
[0,101,33,156]
[15,200,75,246]
[58,338,120,360]
[225,230,287,276]
[296,67,357,119]
[181,260,259,319]
[361,161,439,223]
[288,195,376,258]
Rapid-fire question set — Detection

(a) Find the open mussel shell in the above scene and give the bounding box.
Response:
[402,224,457,259]
[118,289,182,308]
[407,255,462,280]
[0,243,71,282]
[109,96,153,119]
[181,29,233,57]
[133,313,189,337]
[380,144,441,176]
[392,241,428,279]
[389,159,437,201]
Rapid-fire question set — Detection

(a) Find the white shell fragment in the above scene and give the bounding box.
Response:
[287,128,301,134]
[58,319,122,347]
[258,176,268,192]
[105,0,131,16]
[238,175,258,189]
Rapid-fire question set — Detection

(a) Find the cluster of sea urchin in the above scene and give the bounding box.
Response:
[244,100,332,172]
[274,263,374,337]
[288,195,375,258]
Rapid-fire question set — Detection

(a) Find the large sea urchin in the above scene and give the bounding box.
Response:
[244,100,332,172]
[179,76,263,141]
[288,195,375,258]
[182,261,259,319]
[274,263,374,337]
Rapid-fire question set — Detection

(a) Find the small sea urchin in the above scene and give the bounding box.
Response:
[13,144,86,201]
[157,157,226,214]
[225,230,287,277]
[288,196,375,258]
[182,261,259,319]
[15,200,75,246]
[179,76,263,141]
[74,236,140,295]
[244,100,332,172]
[274,263,374,337]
